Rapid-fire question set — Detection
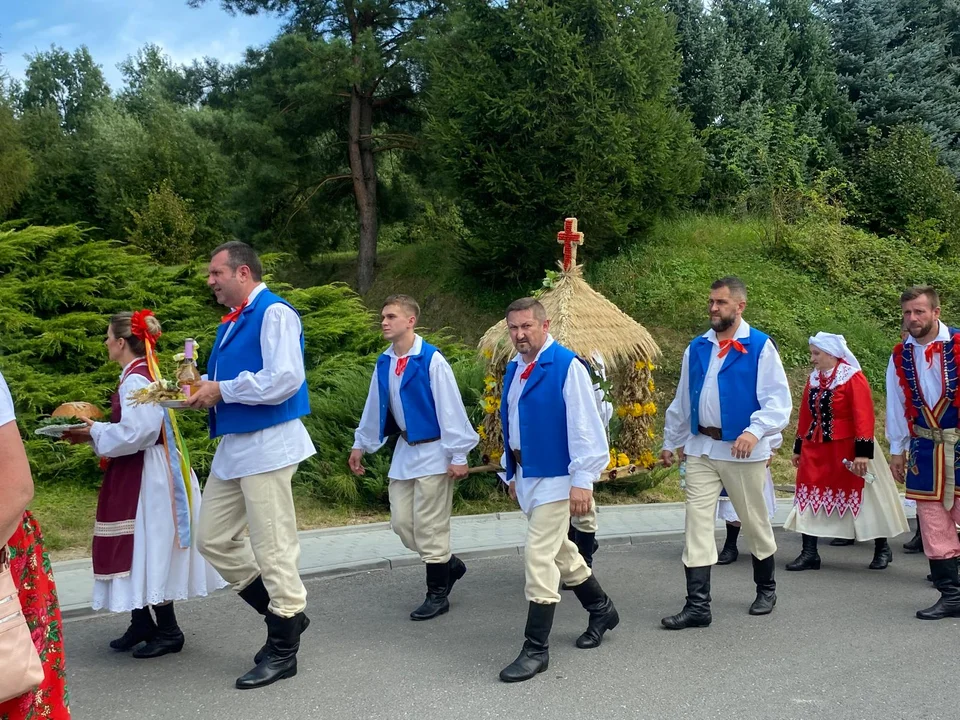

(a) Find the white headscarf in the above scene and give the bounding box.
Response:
[808,332,861,370]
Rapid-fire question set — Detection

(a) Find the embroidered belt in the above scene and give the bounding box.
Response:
[697,425,723,441]
[399,431,441,447]
[912,426,959,510]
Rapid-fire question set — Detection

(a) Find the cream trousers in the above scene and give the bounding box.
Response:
[196,464,307,618]
[683,455,777,567]
[388,474,454,564]
[524,499,592,604]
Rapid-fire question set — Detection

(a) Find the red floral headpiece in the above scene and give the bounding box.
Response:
[131,309,161,344]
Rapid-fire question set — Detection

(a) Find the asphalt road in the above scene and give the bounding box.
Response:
[63,531,957,720]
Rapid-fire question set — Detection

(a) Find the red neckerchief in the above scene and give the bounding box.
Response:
[718,338,747,359]
[221,298,249,325]
[520,362,537,380]
[395,356,410,376]
[924,341,944,368]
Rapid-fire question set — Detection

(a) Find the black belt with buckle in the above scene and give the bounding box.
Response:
[697,425,723,441]
[400,431,440,447]
[511,449,523,466]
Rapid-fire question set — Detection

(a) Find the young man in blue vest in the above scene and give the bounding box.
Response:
[660,276,792,629]
[350,295,479,620]
[886,286,960,619]
[186,241,315,689]
[498,298,619,683]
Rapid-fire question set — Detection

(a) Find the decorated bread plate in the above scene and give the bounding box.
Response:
[35,422,88,438]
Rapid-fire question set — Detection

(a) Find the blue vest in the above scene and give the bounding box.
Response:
[688,327,770,441]
[895,329,960,500]
[376,341,442,443]
[501,342,579,481]
[207,288,311,438]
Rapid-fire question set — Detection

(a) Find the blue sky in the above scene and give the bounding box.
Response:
[1,0,285,89]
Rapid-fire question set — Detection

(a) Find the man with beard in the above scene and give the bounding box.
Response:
[660,276,792,629]
[497,297,619,683]
[186,241,314,689]
[887,286,960,619]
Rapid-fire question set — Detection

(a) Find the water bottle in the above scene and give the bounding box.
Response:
[679,460,687,490]
[843,458,875,484]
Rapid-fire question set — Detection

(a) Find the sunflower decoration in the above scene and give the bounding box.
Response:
[475,217,661,481]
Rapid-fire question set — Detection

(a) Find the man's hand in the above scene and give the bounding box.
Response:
[348,448,365,476]
[660,449,675,467]
[851,457,869,477]
[570,487,593,517]
[447,463,468,480]
[889,454,906,483]
[508,481,517,501]
[62,417,95,444]
[731,432,759,460]
[183,380,222,409]
[791,453,801,469]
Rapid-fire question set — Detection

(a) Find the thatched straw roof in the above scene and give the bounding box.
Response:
[478,265,661,370]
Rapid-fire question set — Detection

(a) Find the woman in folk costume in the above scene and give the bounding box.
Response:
[65,311,225,658]
[783,332,908,571]
[714,437,780,565]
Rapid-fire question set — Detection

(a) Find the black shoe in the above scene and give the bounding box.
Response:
[133,603,184,659]
[917,558,960,620]
[254,613,310,665]
[499,602,555,683]
[570,575,619,648]
[716,523,741,565]
[927,573,934,582]
[240,576,275,665]
[410,562,451,621]
[749,555,777,615]
[829,537,855,546]
[236,611,304,689]
[869,539,893,570]
[786,534,821,571]
[109,607,156,651]
[903,524,923,554]
[447,555,467,595]
[661,566,712,629]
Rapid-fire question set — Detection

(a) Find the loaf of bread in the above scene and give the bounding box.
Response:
[51,401,104,420]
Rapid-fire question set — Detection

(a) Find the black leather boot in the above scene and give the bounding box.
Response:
[869,538,893,570]
[661,566,712,629]
[830,537,855,546]
[916,558,960,620]
[499,602,555,682]
[749,555,777,615]
[447,555,467,594]
[570,574,619,648]
[410,561,450,620]
[133,602,185,659]
[786,534,821,571]
[236,611,304,689]
[239,575,270,615]
[903,522,923,554]
[575,531,599,569]
[716,523,740,565]
[110,607,156,651]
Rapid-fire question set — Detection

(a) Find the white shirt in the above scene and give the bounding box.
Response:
[0,371,15,426]
[662,320,792,462]
[210,283,317,480]
[502,336,610,514]
[353,335,479,480]
[89,361,164,458]
[886,320,952,455]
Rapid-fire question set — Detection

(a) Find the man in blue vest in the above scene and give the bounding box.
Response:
[498,297,619,683]
[350,294,479,620]
[186,241,315,689]
[660,276,792,629]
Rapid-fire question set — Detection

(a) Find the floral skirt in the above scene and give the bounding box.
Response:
[0,512,70,720]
